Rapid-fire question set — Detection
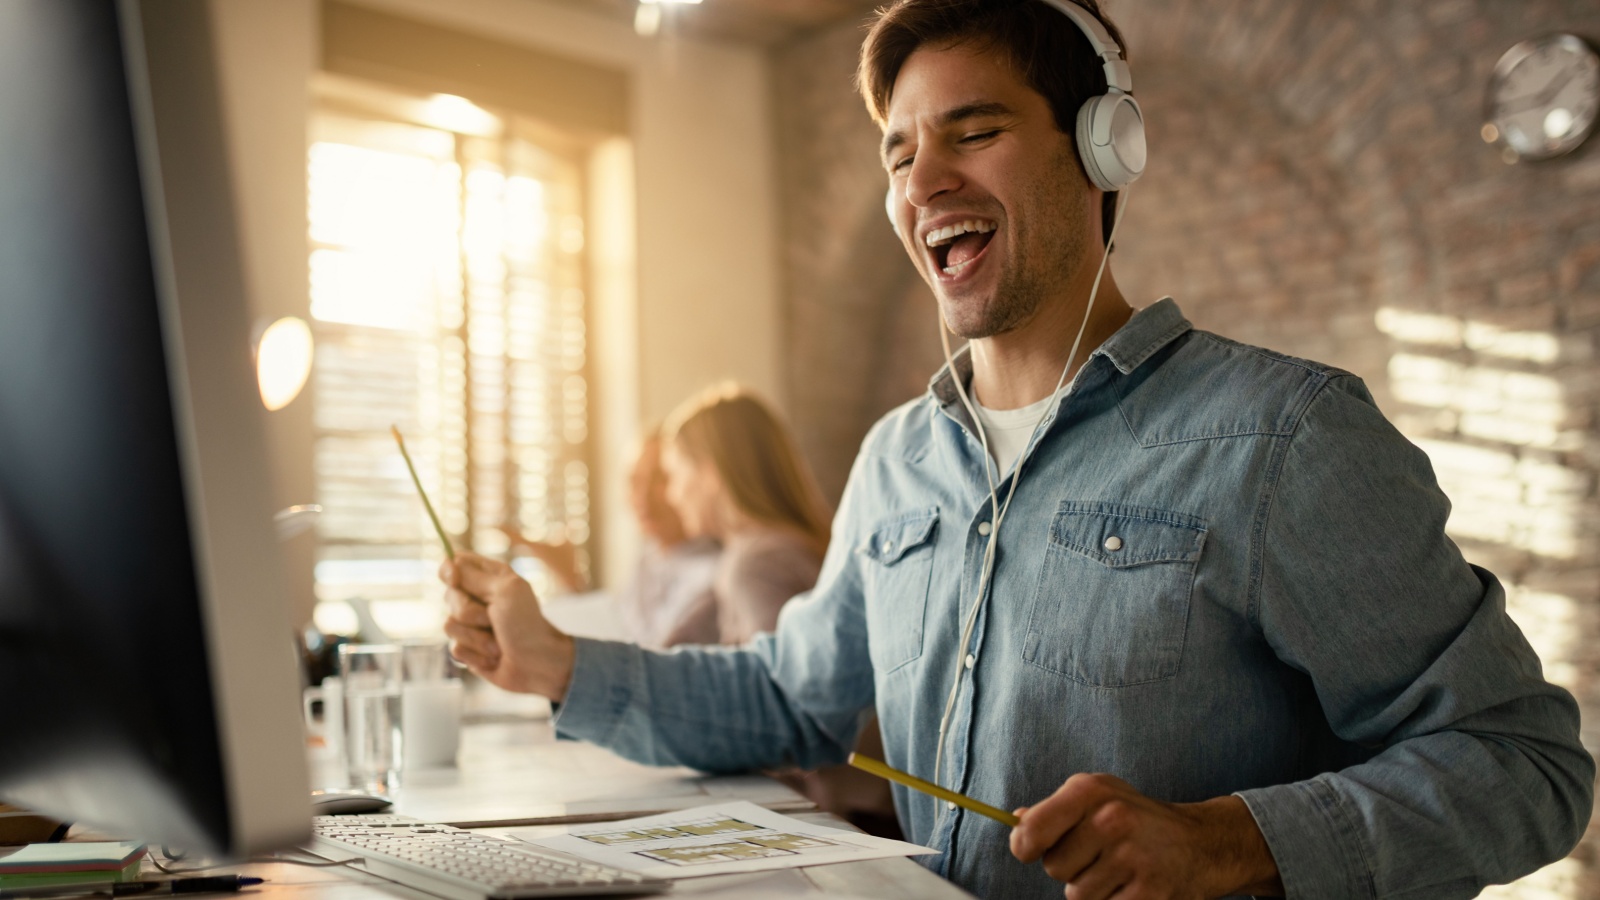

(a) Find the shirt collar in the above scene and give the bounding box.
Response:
[1098,297,1192,374]
[927,297,1193,406]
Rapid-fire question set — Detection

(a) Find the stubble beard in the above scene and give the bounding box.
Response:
[937,151,1091,341]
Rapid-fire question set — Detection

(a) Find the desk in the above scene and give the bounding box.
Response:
[288,718,974,899]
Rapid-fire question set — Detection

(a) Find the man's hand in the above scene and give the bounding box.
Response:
[440,552,576,701]
[1009,773,1283,899]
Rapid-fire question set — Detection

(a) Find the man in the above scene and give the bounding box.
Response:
[442,1,1594,896]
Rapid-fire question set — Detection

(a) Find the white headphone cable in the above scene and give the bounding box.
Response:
[929,185,1131,793]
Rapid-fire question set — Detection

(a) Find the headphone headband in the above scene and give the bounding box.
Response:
[1034,0,1134,95]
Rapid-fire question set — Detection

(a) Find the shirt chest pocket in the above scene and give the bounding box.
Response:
[860,509,939,673]
[1022,502,1206,688]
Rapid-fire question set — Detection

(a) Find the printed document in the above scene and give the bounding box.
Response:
[521,801,935,878]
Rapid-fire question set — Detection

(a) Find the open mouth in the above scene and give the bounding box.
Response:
[925,219,997,277]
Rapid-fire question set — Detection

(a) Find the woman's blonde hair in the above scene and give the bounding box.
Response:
[663,383,832,552]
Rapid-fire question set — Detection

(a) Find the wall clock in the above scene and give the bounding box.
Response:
[1483,33,1600,163]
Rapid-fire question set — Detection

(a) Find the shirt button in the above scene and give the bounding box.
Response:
[947,801,957,811]
[965,654,976,669]
[1104,535,1123,551]
[977,521,992,536]
[882,540,894,554]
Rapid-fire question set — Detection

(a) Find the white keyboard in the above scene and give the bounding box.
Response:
[308,814,669,898]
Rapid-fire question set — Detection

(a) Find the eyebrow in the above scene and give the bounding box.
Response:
[880,101,1016,163]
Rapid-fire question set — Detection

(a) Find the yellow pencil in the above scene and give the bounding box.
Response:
[391,425,455,559]
[848,753,1020,827]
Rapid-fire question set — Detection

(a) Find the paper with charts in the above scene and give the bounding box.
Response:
[524,800,935,878]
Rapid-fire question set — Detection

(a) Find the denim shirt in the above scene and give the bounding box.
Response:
[556,299,1593,899]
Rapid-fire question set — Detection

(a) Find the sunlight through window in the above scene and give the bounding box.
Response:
[308,94,590,638]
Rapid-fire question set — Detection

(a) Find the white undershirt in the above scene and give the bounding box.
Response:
[973,389,1062,475]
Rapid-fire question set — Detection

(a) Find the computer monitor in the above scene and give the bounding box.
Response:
[0,0,310,857]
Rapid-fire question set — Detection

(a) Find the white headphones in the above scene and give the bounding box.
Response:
[1043,0,1146,192]
[885,0,1145,233]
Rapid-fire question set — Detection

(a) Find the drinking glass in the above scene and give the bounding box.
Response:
[338,643,404,793]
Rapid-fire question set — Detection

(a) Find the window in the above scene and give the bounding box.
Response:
[307,89,591,638]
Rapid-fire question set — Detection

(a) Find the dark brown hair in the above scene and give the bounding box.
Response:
[858,0,1127,244]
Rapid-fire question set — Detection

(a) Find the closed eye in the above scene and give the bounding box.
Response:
[961,130,1000,144]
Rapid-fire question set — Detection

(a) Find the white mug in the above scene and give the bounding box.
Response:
[401,680,463,769]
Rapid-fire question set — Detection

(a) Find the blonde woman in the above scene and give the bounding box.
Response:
[658,383,831,645]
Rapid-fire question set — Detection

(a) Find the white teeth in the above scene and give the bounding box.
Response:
[924,219,996,247]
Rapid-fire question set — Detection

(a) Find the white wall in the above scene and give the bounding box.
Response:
[208,0,781,592]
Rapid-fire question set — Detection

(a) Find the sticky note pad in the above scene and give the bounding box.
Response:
[0,841,146,874]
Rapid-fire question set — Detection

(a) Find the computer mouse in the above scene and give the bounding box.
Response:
[310,789,394,815]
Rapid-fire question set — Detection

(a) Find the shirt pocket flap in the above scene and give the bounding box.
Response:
[861,509,940,565]
[1049,502,1206,568]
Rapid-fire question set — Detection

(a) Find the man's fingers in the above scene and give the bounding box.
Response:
[1059,857,1128,900]
[450,551,513,595]
[1036,826,1102,885]
[1012,795,1087,862]
[445,587,493,627]
[1013,773,1120,863]
[445,616,501,663]
[449,643,497,677]
[439,552,507,610]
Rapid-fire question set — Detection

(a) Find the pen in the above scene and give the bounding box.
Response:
[0,876,265,899]
[847,752,1021,827]
[391,425,456,558]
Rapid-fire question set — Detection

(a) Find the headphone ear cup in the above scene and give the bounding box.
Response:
[885,185,900,238]
[1075,92,1147,192]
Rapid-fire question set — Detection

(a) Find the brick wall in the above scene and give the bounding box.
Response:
[773,1,1600,894]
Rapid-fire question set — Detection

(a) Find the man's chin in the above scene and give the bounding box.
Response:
[935,294,982,339]
[935,280,1041,341]
[936,301,1016,342]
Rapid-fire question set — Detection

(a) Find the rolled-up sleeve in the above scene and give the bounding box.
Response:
[1235,375,1594,898]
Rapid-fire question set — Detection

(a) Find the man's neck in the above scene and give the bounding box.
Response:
[968,274,1134,410]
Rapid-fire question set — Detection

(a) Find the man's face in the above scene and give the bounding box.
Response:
[881,42,1094,339]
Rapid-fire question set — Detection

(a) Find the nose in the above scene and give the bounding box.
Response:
[904,144,961,211]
